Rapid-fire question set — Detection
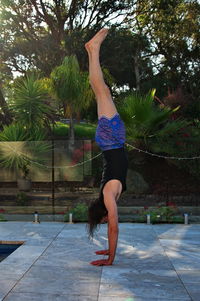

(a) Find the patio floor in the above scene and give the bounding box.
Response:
[0,222,200,301]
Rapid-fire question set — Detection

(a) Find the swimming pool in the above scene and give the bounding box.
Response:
[0,244,21,262]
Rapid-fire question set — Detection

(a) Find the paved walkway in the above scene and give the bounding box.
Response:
[0,222,200,301]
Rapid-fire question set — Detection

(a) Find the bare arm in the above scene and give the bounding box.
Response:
[107,203,119,264]
[90,192,118,266]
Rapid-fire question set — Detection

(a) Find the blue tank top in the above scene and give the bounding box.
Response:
[95,113,126,151]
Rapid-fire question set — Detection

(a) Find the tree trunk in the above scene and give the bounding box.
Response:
[0,86,12,125]
[64,104,75,148]
[133,54,140,92]
[69,114,75,145]
[76,111,81,123]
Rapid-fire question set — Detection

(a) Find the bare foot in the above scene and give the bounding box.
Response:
[85,28,108,52]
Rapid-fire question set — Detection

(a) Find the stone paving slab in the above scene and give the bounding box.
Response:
[1,292,97,301]
[0,222,200,301]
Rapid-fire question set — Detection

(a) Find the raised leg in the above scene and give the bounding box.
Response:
[86,30,123,266]
[85,29,117,119]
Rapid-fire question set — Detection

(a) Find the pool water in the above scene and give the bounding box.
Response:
[0,244,21,262]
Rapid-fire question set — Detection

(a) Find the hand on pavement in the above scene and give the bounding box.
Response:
[95,249,109,255]
[90,259,112,266]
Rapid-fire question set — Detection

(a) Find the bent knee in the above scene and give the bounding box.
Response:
[103,180,122,199]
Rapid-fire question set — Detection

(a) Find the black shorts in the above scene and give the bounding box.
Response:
[99,147,128,201]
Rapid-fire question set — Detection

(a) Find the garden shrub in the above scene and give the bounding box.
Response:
[140,205,183,223]
[16,192,28,206]
[64,203,88,222]
[0,214,6,221]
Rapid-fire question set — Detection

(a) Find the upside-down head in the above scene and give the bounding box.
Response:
[87,195,108,238]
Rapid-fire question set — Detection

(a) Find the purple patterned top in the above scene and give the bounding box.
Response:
[95,113,126,151]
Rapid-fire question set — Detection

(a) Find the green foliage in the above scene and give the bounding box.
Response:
[53,122,96,139]
[53,122,69,136]
[148,123,200,178]
[140,205,182,224]
[119,89,200,178]
[102,67,115,88]
[135,0,200,95]
[0,214,6,221]
[0,122,47,142]
[171,216,185,223]
[183,100,200,120]
[0,0,133,79]
[64,203,88,222]
[0,123,27,141]
[100,27,152,89]
[50,56,92,113]
[0,123,51,178]
[51,56,81,104]
[119,90,186,142]
[0,140,31,176]
[11,76,54,132]
[50,55,93,140]
[0,0,199,100]
[16,192,28,206]
[74,124,96,139]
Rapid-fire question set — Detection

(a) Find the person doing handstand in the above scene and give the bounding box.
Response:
[85,28,128,266]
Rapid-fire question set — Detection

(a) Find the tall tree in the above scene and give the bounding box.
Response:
[128,0,200,96]
[50,55,92,142]
[0,0,135,77]
[99,27,152,90]
[1,0,199,103]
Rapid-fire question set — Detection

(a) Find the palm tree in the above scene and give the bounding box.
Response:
[119,90,200,180]
[0,123,51,189]
[118,89,189,145]
[11,76,55,136]
[0,76,55,190]
[50,55,92,143]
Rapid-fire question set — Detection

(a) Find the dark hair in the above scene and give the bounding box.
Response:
[87,195,108,238]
